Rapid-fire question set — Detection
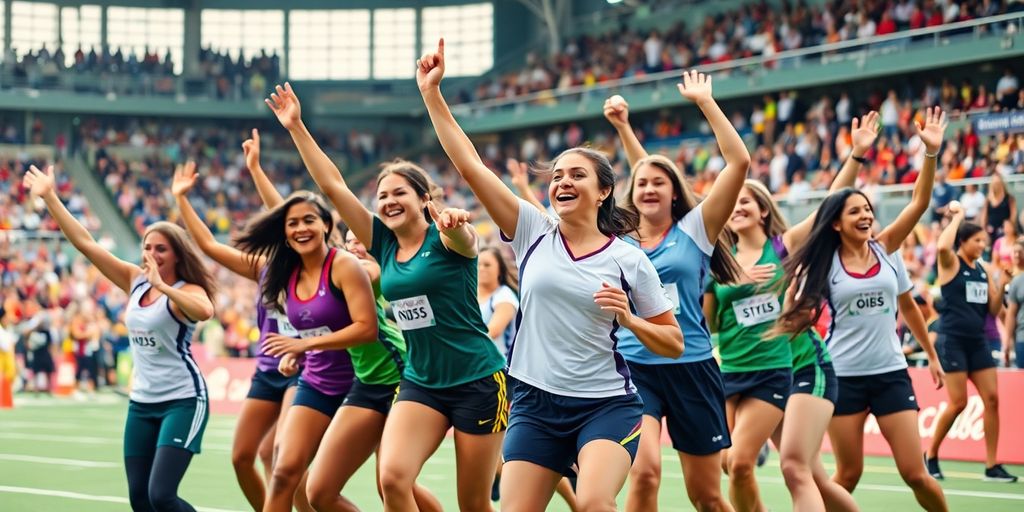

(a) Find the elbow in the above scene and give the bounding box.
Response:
[195,305,215,322]
[655,331,684,359]
[354,322,379,346]
[732,152,752,171]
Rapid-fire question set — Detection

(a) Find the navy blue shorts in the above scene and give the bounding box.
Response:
[835,369,919,416]
[937,333,996,373]
[503,381,643,477]
[790,362,839,405]
[246,369,299,403]
[395,371,508,434]
[722,368,792,411]
[627,358,731,455]
[343,379,399,415]
[291,378,347,418]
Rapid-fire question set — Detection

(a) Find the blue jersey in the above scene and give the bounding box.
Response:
[619,203,714,364]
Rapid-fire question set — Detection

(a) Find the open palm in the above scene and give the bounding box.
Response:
[23,165,55,198]
[915,106,948,152]
[676,70,713,103]
[171,161,198,197]
[850,111,880,153]
[265,83,302,130]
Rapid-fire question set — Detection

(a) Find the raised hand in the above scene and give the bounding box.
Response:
[594,282,635,328]
[416,38,446,92]
[507,158,531,189]
[23,165,56,198]
[427,201,470,232]
[946,200,963,218]
[676,70,713,104]
[603,95,630,128]
[171,161,198,198]
[242,128,261,172]
[914,106,948,154]
[140,252,167,292]
[265,82,302,131]
[850,111,880,154]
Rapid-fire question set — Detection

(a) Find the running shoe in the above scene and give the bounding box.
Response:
[756,442,771,467]
[983,464,1019,483]
[925,454,944,480]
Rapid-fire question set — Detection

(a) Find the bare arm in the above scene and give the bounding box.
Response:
[878,107,948,253]
[172,163,261,281]
[898,292,945,389]
[786,111,880,250]
[427,202,479,259]
[486,302,517,340]
[981,260,1005,317]
[603,96,648,169]
[1004,299,1018,366]
[508,158,548,215]
[242,128,285,209]
[935,202,964,284]
[703,291,718,333]
[24,166,138,292]
[417,39,521,239]
[265,83,375,248]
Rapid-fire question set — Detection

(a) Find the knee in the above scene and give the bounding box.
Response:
[257,442,275,469]
[378,462,414,498]
[456,489,493,512]
[981,392,999,410]
[147,484,177,512]
[901,467,932,489]
[269,458,304,489]
[780,455,812,486]
[689,490,726,512]
[127,489,151,511]
[306,484,335,512]
[576,495,617,512]
[728,455,756,481]
[231,445,258,471]
[948,396,968,414]
[833,464,863,491]
[629,461,662,494]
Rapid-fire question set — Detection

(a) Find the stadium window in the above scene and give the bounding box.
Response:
[200,9,284,64]
[60,5,102,65]
[106,6,185,74]
[373,8,416,79]
[289,10,370,80]
[10,2,58,56]
[421,2,493,77]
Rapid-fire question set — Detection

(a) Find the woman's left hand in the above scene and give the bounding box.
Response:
[928,357,946,389]
[263,334,306,356]
[594,282,635,328]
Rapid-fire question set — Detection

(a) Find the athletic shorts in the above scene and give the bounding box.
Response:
[246,369,299,403]
[395,370,508,434]
[722,368,792,411]
[835,368,919,416]
[790,362,839,405]
[292,378,347,418]
[124,396,209,457]
[343,379,399,415]
[937,333,996,373]
[627,358,731,455]
[503,381,643,476]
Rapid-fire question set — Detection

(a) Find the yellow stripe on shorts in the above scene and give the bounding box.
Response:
[491,371,508,433]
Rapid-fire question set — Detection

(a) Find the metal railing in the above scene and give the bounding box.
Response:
[453,11,1024,117]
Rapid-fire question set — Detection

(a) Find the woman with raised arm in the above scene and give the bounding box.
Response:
[774,108,950,512]
[925,202,1017,483]
[24,165,215,512]
[602,80,747,511]
[419,39,681,511]
[266,80,506,512]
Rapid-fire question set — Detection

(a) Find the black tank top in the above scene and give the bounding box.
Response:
[938,256,989,337]
[986,194,1011,237]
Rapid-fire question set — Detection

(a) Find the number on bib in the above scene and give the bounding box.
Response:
[270,311,299,337]
[965,281,988,304]
[850,290,890,316]
[391,295,436,330]
[732,293,781,327]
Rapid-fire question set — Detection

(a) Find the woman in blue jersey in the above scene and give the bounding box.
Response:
[172,144,301,510]
[925,203,1016,482]
[775,108,950,511]
[24,165,216,512]
[418,39,682,511]
[478,246,518,357]
[602,82,746,511]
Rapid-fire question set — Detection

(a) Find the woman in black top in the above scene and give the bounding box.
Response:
[979,172,1015,239]
[925,201,1017,483]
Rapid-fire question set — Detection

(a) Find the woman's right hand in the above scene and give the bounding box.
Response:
[603,95,630,129]
[242,128,262,172]
[850,111,880,155]
[265,83,302,131]
[278,353,299,377]
[946,200,963,218]
[171,161,198,198]
[23,165,56,198]
[416,38,446,92]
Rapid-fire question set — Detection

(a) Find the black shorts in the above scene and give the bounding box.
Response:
[394,371,508,434]
[835,369,919,416]
[722,368,792,411]
[937,333,996,373]
[343,379,399,415]
[247,369,299,403]
[627,358,731,455]
[291,378,347,418]
[790,362,839,405]
[29,348,54,374]
[504,380,642,477]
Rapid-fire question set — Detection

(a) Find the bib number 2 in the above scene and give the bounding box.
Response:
[392,295,436,330]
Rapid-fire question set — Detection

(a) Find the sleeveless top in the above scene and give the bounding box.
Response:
[937,256,989,337]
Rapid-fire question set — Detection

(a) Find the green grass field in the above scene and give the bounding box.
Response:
[1,395,1022,511]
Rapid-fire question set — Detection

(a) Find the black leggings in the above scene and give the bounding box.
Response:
[125,447,197,512]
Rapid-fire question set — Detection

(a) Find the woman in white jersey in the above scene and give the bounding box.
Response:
[775,107,949,511]
[478,246,518,357]
[24,165,215,512]
[603,87,747,512]
[418,39,682,511]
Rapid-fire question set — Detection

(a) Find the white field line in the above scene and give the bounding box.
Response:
[0,485,245,512]
[0,453,120,468]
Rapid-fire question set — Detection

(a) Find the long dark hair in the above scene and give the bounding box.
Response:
[622,154,742,283]
[143,222,216,300]
[541,147,640,236]
[774,188,871,337]
[376,159,444,223]
[233,192,334,312]
[480,246,518,294]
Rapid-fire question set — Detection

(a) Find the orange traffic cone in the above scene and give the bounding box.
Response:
[53,352,77,397]
[0,353,14,408]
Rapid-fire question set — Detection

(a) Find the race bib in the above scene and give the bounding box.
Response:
[663,282,681,315]
[129,328,161,354]
[850,290,890,316]
[297,326,331,339]
[965,281,988,304]
[270,311,299,337]
[732,293,781,327]
[392,295,436,330]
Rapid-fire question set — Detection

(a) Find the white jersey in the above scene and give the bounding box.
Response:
[125,276,207,403]
[503,199,673,398]
[825,240,912,377]
[479,284,519,356]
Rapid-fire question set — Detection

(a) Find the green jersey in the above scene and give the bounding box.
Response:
[347,277,408,385]
[789,327,831,370]
[710,237,794,373]
[369,218,504,388]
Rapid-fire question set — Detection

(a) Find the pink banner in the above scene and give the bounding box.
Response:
[191,345,256,415]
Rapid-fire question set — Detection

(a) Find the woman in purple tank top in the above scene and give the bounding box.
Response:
[235,191,380,512]
[172,145,312,510]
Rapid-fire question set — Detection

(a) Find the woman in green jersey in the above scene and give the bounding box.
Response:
[267,82,506,512]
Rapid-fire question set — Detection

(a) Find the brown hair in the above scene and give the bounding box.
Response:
[376,159,444,222]
[143,221,216,300]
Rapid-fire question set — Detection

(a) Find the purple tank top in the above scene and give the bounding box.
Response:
[285,248,356,395]
[254,300,300,372]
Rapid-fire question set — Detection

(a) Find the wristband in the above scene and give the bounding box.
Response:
[924,151,938,159]
[851,155,867,164]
